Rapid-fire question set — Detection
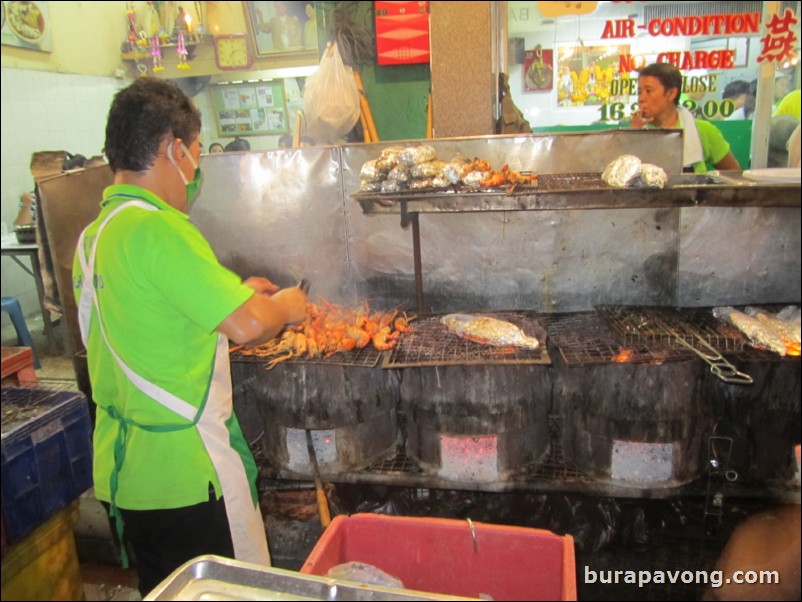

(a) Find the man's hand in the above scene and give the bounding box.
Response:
[270,285,309,324]
[630,110,653,129]
[243,276,280,296]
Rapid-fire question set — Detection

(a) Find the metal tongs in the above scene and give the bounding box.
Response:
[660,319,753,385]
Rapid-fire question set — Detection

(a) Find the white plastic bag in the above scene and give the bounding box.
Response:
[326,561,404,588]
[303,42,361,144]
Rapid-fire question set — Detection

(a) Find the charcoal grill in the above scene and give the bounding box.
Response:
[230,353,399,478]
[389,311,552,483]
[596,305,755,384]
[549,310,712,488]
[550,307,800,488]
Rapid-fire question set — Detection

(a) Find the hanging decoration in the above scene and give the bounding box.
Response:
[523,45,554,92]
[151,35,164,72]
[177,31,190,70]
[126,3,138,48]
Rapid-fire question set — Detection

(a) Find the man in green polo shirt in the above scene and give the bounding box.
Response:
[73,77,308,597]
[632,63,741,173]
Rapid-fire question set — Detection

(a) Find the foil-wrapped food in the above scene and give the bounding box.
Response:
[638,163,668,188]
[602,154,643,187]
[398,144,436,166]
[359,181,382,192]
[441,314,540,349]
[359,147,537,193]
[602,155,667,189]
[376,145,406,172]
[410,159,446,179]
[462,170,492,188]
[359,160,383,183]
[712,306,788,356]
[409,178,436,190]
[443,156,472,184]
[387,164,410,183]
[380,179,405,194]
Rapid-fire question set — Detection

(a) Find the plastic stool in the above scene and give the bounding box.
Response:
[1,296,41,369]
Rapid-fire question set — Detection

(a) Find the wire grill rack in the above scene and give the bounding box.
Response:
[382,312,550,368]
[231,344,382,368]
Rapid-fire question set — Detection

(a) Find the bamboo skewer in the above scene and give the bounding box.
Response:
[292,111,302,148]
[359,110,371,143]
[426,91,433,139]
[354,71,379,142]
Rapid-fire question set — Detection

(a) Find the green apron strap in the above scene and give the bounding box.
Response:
[105,405,197,569]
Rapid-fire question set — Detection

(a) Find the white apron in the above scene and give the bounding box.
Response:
[77,200,270,566]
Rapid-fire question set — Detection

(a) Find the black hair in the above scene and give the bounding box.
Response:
[722,80,750,100]
[224,137,251,152]
[638,63,683,106]
[104,77,201,173]
[208,142,225,152]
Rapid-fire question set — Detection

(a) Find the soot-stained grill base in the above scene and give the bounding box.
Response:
[706,359,801,485]
[401,364,551,483]
[556,357,712,489]
[231,361,400,477]
[387,311,551,483]
[260,412,800,501]
[549,308,801,488]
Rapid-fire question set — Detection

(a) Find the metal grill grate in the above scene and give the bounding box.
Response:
[381,312,550,368]
[596,305,747,352]
[547,312,686,365]
[352,172,608,199]
[535,172,607,191]
[231,344,383,368]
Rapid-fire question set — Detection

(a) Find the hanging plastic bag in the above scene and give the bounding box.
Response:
[303,41,361,144]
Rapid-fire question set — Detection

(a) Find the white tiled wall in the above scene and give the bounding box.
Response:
[1,67,127,325]
[0,67,285,332]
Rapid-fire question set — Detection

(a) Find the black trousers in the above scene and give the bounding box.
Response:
[103,487,235,597]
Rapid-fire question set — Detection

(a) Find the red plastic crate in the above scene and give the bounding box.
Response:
[302,513,576,600]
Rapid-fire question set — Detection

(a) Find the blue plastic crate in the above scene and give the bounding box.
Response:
[1,387,93,545]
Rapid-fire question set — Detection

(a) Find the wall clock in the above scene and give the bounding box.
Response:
[214,34,253,71]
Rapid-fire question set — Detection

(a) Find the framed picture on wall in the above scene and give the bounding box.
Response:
[523,46,554,92]
[1,1,53,52]
[243,1,319,59]
[212,80,290,136]
[556,44,629,107]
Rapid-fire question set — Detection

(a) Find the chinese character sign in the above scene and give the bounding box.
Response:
[758,8,799,64]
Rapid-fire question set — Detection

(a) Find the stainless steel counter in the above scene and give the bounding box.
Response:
[350,172,801,311]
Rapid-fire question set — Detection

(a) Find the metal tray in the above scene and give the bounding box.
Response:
[144,555,476,601]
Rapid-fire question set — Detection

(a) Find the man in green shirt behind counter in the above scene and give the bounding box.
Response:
[631,62,741,174]
[73,77,308,597]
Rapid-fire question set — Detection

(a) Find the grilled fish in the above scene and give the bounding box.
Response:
[441,314,540,350]
[713,306,787,356]
[745,306,801,345]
